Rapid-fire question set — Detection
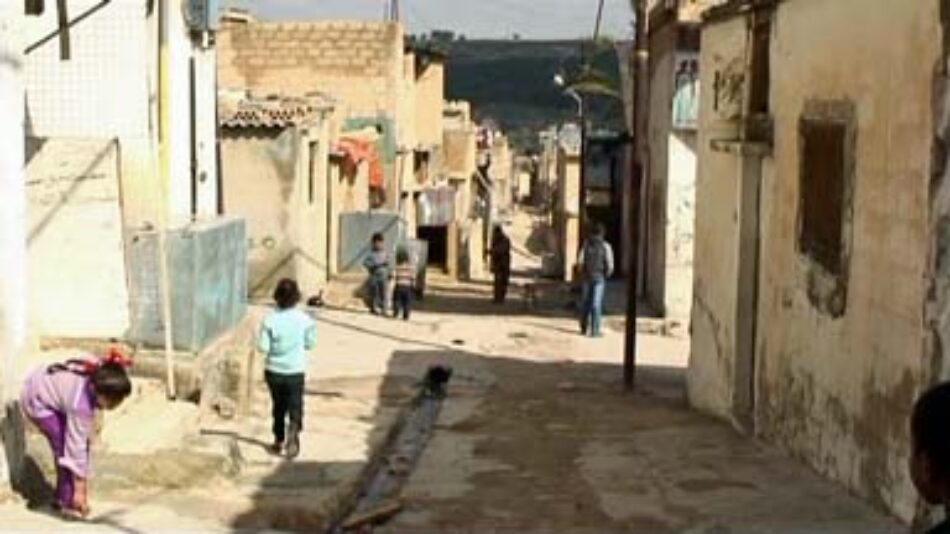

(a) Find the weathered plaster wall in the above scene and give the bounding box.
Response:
[25,139,130,338]
[167,5,218,225]
[666,132,697,317]
[646,19,698,318]
[646,20,676,315]
[754,0,940,520]
[415,61,445,149]
[558,150,582,281]
[686,15,747,418]
[221,129,303,299]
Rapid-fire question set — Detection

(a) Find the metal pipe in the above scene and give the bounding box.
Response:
[156,0,176,399]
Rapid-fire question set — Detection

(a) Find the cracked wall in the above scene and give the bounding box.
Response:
[754,0,941,522]
[691,0,944,523]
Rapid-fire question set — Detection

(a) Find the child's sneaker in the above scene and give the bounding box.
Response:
[267,442,283,456]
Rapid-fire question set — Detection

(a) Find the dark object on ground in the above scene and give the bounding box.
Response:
[307,291,325,308]
[423,365,453,398]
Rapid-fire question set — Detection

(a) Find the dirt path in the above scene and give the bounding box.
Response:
[1,273,902,533]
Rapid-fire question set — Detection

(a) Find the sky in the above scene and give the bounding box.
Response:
[227,0,634,40]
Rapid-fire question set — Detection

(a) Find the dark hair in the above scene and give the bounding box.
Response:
[592,222,606,238]
[91,363,132,403]
[396,247,410,264]
[274,278,302,309]
[372,232,384,243]
[912,382,950,483]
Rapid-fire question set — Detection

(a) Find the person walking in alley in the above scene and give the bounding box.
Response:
[577,223,614,337]
[391,246,416,320]
[363,232,390,315]
[20,350,133,519]
[490,225,512,304]
[911,382,950,533]
[257,278,316,460]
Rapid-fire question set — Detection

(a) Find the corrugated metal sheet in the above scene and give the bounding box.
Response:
[338,212,407,273]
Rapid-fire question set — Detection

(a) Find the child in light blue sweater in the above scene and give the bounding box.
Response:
[257,278,316,459]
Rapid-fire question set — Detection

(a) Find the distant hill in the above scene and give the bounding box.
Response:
[441,39,627,152]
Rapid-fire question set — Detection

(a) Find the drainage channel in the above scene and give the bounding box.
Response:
[327,365,452,533]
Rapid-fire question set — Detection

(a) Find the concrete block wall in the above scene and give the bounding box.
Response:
[218,20,404,119]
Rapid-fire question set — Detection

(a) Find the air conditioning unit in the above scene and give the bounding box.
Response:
[184,0,220,32]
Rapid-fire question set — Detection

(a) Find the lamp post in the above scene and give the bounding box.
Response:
[554,74,588,239]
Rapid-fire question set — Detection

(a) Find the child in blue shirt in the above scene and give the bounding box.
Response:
[257,278,316,459]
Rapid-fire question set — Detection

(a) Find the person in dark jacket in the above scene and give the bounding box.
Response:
[911,382,950,533]
[577,223,614,337]
[489,225,512,304]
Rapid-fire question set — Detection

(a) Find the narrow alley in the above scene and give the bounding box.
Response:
[0,244,901,532]
[2,0,948,532]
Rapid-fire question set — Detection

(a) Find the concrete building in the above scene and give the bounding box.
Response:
[20,0,227,342]
[638,1,715,318]
[219,93,337,298]
[218,13,408,212]
[687,0,947,525]
[439,101,479,278]
[0,4,29,497]
[218,12,452,279]
[555,125,583,282]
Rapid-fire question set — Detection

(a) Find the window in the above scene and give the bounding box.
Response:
[799,118,848,275]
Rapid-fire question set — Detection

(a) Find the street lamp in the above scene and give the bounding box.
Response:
[553,73,588,241]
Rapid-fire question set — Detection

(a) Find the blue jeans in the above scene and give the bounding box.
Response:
[369,278,387,314]
[580,277,606,336]
[392,285,412,320]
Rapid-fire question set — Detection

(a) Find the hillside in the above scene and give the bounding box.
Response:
[441,39,628,151]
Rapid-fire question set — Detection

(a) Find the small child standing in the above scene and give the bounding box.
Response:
[362,232,390,315]
[257,278,316,459]
[391,247,415,321]
[20,350,133,519]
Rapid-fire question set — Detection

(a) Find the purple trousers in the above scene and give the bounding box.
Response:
[31,412,75,508]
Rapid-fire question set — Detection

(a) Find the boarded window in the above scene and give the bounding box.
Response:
[799,119,847,275]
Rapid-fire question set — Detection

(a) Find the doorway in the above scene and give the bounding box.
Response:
[417,225,448,269]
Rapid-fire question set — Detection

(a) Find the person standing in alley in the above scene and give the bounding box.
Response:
[20,350,133,519]
[910,382,950,533]
[257,278,316,460]
[391,246,416,320]
[363,232,390,315]
[490,225,512,304]
[577,223,614,337]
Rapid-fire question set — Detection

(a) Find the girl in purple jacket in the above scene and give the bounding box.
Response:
[20,351,132,518]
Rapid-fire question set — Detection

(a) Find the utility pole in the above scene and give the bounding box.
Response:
[624,0,648,390]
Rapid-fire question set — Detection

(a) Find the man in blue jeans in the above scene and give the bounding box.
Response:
[577,223,614,337]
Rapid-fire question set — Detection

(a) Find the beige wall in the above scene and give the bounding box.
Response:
[221,122,333,299]
[689,0,942,521]
[558,149,582,281]
[687,14,747,419]
[415,61,445,149]
[25,139,130,338]
[218,21,404,122]
[646,19,698,318]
